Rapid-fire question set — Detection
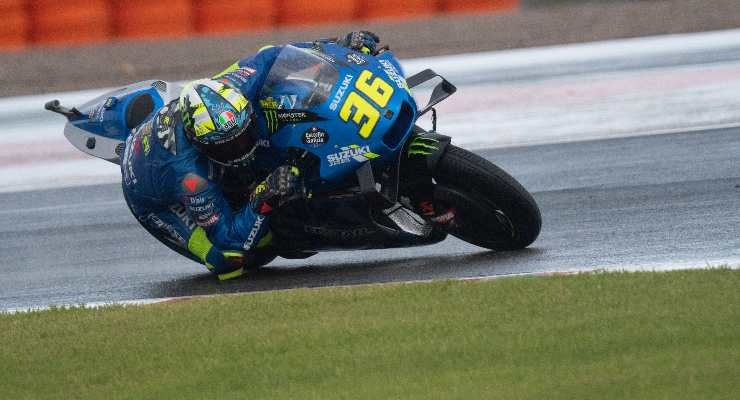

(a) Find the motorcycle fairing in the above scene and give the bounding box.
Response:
[258,44,419,184]
[59,80,180,164]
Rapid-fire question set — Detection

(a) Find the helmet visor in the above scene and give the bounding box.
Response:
[199,123,258,166]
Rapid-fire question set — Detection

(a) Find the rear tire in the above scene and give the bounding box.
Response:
[433,145,541,250]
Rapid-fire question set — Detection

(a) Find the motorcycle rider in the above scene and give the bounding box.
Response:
[121,32,382,280]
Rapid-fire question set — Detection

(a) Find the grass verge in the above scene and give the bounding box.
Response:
[1,269,739,399]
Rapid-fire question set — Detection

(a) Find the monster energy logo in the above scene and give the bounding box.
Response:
[264,109,279,133]
[407,135,439,156]
[263,108,321,134]
[261,97,280,133]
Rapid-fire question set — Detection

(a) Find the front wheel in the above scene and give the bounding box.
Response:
[432,145,541,250]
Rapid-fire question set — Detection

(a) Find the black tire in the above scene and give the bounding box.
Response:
[433,145,541,250]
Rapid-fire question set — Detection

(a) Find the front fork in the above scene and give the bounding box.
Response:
[355,128,451,207]
[397,129,452,208]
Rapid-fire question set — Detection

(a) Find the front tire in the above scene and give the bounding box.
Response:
[433,145,541,250]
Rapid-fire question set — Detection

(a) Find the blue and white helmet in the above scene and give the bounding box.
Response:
[179,79,256,165]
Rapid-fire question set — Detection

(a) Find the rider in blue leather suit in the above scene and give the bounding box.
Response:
[121,32,380,280]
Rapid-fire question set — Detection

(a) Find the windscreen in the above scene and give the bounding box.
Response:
[261,46,339,109]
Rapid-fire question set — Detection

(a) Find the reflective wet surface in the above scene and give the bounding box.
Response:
[2,128,739,309]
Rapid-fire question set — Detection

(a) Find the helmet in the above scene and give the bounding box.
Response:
[179,79,257,166]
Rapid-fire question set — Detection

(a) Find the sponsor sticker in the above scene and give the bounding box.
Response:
[263,106,324,133]
[221,67,257,85]
[157,128,175,153]
[218,110,237,131]
[309,50,336,64]
[346,53,367,65]
[185,190,221,228]
[278,110,323,124]
[157,105,177,154]
[234,67,256,79]
[326,144,380,166]
[170,204,197,231]
[260,97,279,109]
[142,134,151,155]
[379,59,408,90]
[122,135,137,186]
[103,97,118,109]
[261,97,280,133]
[278,95,298,109]
[146,213,186,246]
[89,105,104,122]
[197,213,220,227]
[329,74,354,111]
[243,215,266,251]
[302,127,329,147]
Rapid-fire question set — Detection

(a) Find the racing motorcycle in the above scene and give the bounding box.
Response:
[46,43,541,267]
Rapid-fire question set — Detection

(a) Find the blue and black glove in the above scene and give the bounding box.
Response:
[341,31,381,55]
[250,165,303,215]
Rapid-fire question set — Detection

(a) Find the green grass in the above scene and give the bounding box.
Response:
[1,269,739,399]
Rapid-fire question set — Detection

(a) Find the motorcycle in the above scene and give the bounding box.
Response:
[46,43,541,267]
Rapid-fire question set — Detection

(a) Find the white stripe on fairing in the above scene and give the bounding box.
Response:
[4,263,738,314]
[5,29,740,193]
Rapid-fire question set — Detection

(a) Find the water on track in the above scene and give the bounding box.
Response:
[1,128,738,309]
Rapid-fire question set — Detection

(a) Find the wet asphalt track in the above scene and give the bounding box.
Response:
[1,127,739,309]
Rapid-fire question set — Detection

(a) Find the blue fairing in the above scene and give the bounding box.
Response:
[71,82,166,140]
[66,46,418,187]
[260,44,417,184]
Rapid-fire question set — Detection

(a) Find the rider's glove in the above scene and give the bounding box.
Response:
[250,165,303,215]
[341,31,380,55]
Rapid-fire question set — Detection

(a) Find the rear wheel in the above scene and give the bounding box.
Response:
[433,145,541,250]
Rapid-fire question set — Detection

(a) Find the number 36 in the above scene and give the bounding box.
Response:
[339,70,394,139]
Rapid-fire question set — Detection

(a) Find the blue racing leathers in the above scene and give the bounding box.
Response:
[121,100,275,280]
[121,41,338,280]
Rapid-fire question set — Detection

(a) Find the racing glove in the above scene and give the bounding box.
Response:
[341,31,380,55]
[249,165,303,215]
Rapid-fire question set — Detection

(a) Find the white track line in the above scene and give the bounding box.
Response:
[4,264,737,314]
